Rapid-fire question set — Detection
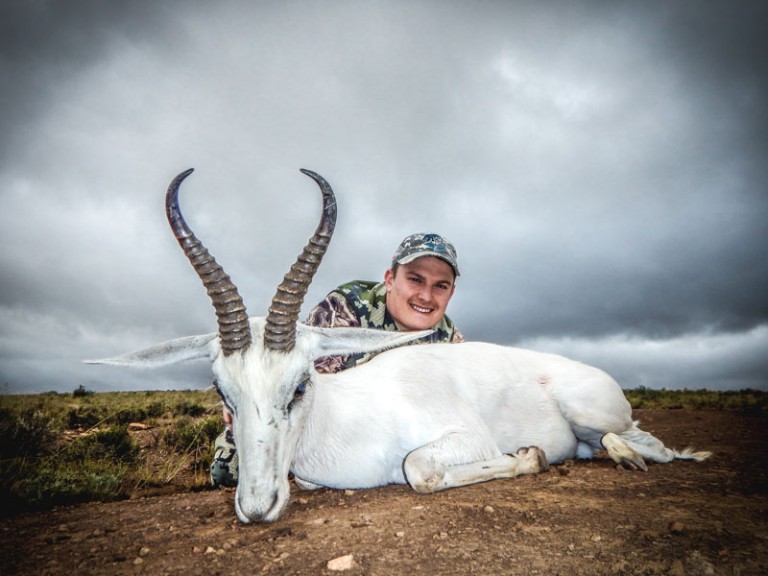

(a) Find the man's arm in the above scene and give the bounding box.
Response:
[305,291,361,373]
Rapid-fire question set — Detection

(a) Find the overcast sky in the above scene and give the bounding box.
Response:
[1,0,766,394]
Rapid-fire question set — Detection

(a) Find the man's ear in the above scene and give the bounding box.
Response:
[384,268,395,290]
[299,324,433,360]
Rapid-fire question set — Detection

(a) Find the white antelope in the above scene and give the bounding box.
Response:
[88,168,710,523]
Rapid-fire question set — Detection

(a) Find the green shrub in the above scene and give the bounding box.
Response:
[66,406,101,429]
[12,461,129,511]
[72,385,94,398]
[145,401,166,418]
[0,421,137,513]
[163,415,219,453]
[172,400,209,418]
[62,425,139,464]
[0,408,55,460]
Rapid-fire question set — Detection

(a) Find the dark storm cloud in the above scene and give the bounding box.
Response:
[0,1,185,163]
[0,1,766,393]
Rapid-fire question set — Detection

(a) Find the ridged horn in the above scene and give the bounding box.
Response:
[264,169,337,352]
[165,168,252,356]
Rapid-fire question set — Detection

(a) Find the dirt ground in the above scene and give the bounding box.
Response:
[1,409,766,576]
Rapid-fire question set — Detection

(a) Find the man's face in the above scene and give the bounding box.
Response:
[384,256,456,331]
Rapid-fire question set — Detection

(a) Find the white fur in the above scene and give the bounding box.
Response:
[88,317,710,523]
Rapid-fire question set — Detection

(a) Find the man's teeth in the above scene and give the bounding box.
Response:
[411,304,432,313]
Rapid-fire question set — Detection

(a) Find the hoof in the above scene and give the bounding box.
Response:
[516,446,550,473]
[601,433,648,472]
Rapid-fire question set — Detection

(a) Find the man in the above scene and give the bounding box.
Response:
[210,233,463,487]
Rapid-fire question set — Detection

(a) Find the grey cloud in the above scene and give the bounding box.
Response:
[1,1,766,393]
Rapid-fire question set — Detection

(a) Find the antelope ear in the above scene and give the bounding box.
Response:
[83,333,219,367]
[299,324,434,359]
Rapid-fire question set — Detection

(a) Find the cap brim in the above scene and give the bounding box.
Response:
[395,251,460,276]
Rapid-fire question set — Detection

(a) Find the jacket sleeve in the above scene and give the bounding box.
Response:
[305,292,361,373]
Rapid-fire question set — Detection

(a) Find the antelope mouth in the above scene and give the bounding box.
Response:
[235,486,289,524]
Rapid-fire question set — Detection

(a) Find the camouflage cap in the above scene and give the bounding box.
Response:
[392,233,460,277]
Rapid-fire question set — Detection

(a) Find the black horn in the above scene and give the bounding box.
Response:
[264,169,337,352]
[165,169,252,356]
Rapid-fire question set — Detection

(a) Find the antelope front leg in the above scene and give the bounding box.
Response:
[403,437,549,494]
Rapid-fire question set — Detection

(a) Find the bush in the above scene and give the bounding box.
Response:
[72,385,94,398]
[163,416,220,454]
[145,401,166,418]
[67,406,101,430]
[172,400,209,418]
[0,420,137,513]
[62,425,139,464]
[12,463,128,510]
[0,408,55,460]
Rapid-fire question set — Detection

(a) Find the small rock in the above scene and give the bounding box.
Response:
[139,546,150,557]
[668,559,686,576]
[483,505,495,514]
[308,517,327,525]
[344,489,355,496]
[395,531,406,538]
[590,534,602,542]
[133,557,144,565]
[668,521,685,534]
[327,554,355,571]
[204,546,217,555]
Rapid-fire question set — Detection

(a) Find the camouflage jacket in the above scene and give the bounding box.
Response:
[305,280,464,373]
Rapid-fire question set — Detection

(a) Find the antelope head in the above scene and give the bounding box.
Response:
[87,168,429,522]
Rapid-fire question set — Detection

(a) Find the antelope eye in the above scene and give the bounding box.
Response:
[288,378,309,413]
[213,378,235,414]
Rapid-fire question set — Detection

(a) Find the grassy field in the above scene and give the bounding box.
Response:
[0,387,222,515]
[0,386,765,515]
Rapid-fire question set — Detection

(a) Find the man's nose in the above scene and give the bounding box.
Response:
[416,285,433,303]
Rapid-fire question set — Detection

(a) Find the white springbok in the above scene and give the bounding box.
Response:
[87,168,710,523]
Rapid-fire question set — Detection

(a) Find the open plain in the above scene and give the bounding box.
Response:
[1,408,766,575]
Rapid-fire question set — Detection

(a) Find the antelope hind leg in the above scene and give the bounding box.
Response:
[404,442,549,494]
[601,432,648,471]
